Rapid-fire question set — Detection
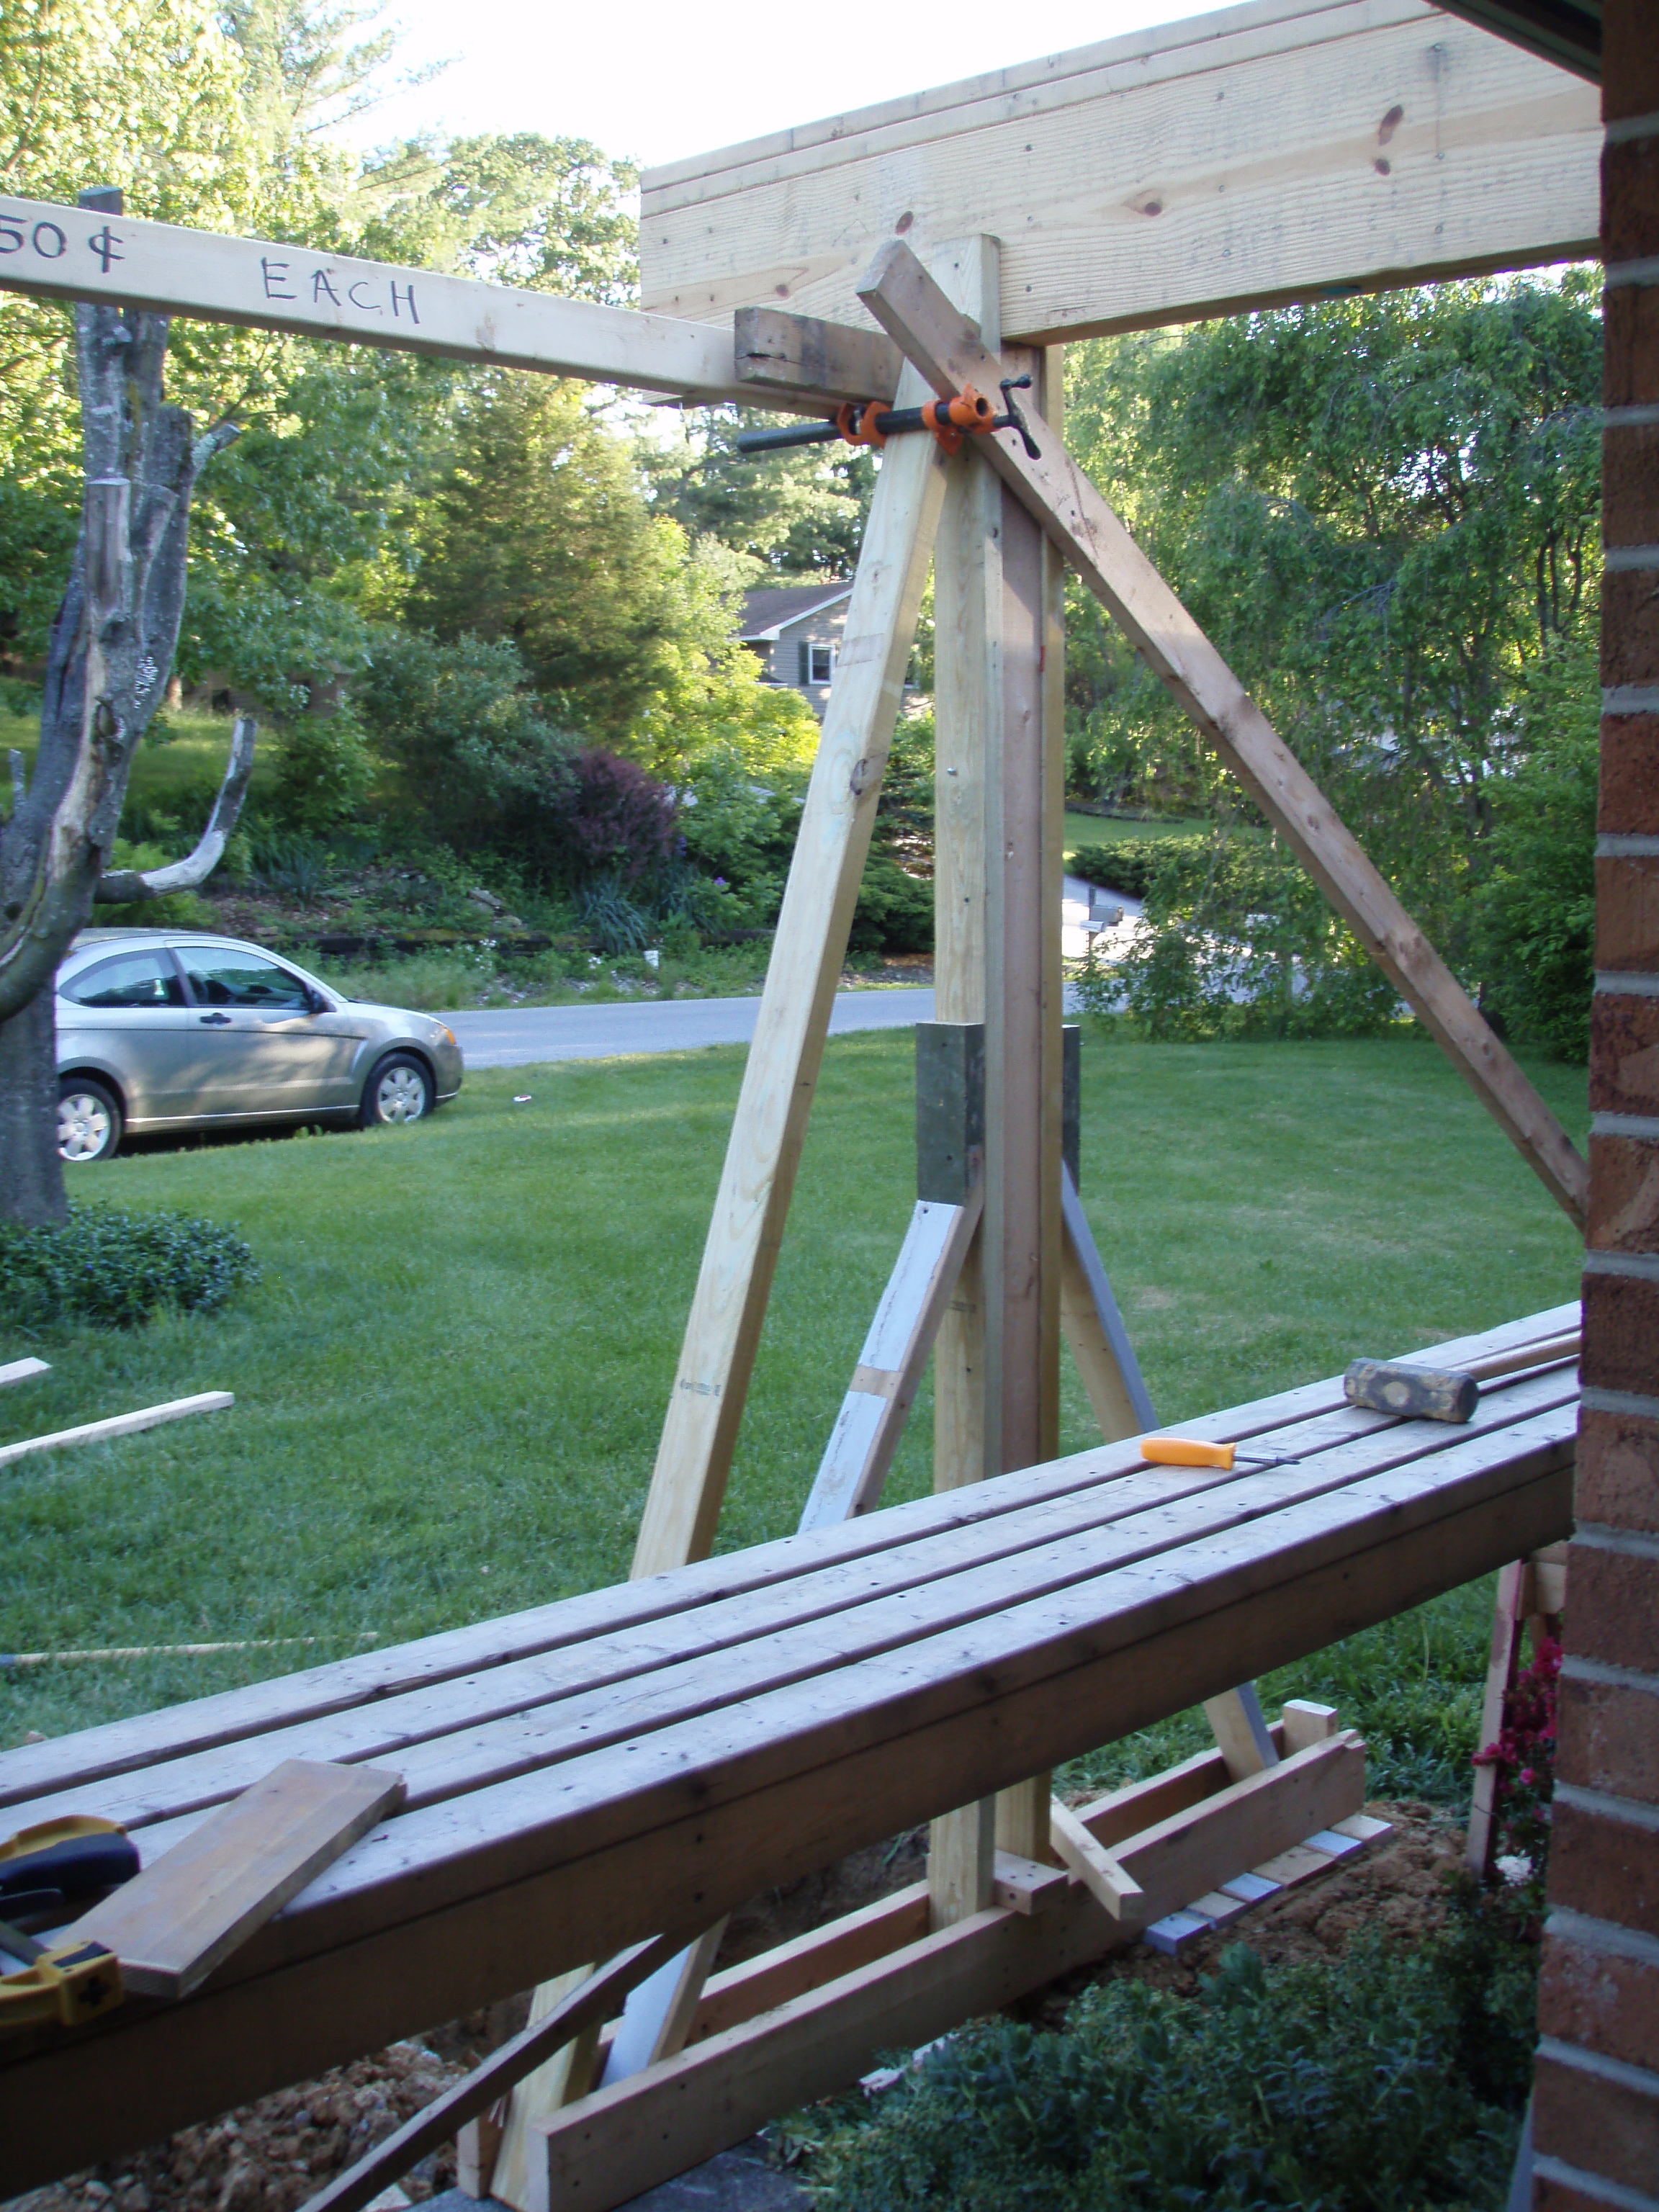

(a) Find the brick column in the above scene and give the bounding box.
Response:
[1533,9,1659,2206]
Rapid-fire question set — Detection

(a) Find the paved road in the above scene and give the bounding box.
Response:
[443,986,937,1069]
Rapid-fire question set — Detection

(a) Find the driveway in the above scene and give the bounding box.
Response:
[443,986,937,1069]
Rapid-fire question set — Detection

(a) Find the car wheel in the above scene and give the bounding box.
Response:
[58,1078,122,1163]
[359,1052,433,1129]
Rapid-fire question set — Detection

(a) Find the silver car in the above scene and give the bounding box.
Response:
[55,930,464,1163]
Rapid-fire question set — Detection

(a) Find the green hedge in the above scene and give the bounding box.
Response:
[806,1915,1534,2211]
[1066,835,1220,901]
[0,1206,261,1330]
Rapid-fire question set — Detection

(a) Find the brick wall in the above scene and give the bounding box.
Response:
[1534,7,1659,2204]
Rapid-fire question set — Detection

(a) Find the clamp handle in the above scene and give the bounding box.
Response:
[994,375,1040,459]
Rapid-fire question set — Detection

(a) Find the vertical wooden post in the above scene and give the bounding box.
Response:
[929,248,1066,1912]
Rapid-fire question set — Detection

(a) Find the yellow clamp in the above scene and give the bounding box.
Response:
[0,1931,124,2034]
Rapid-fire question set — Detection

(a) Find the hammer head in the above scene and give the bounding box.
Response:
[1343,1358,1478,1424]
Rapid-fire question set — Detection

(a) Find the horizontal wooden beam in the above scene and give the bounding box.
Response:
[734,304,903,404]
[859,240,1591,1229]
[639,0,1599,346]
[531,1736,1364,2210]
[0,196,848,415]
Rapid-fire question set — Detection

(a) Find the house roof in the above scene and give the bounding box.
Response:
[738,583,854,642]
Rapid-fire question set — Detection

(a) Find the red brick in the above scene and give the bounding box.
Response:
[1535,2046,1659,2197]
[1606,288,1659,412]
[1601,718,1659,838]
[1551,1796,1659,1934]
[1560,1669,1659,1804]
[1564,1538,1659,1673]
[1606,138,1659,266]
[1581,1272,1659,1398]
[1604,4,1659,127]
[1587,1135,1659,1255]
[1590,994,1659,1116]
[1578,1406,1659,1534]
[1540,1923,1659,2071]
[1605,426,1659,552]
[1596,855,1659,975]
[1604,572,1659,689]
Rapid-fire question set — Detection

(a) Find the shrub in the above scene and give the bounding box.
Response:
[806,1919,1534,2211]
[0,1206,260,1330]
[563,750,678,888]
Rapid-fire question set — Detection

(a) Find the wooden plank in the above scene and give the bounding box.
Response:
[1464,1557,1528,1879]
[0,1426,1568,2187]
[0,1358,49,1389]
[73,1761,403,1998]
[1202,1685,1280,1781]
[0,1391,232,1470]
[687,1887,932,2046]
[858,242,1590,1228]
[295,1933,683,2212]
[733,305,902,403]
[1059,1164,1156,1440]
[5,1367,1576,1840]
[630,362,948,1583]
[640,3,1598,346]
[800,1188,982,1531]
[0,196,852,416]
[1049,1799,1147,1927]
[0,1305,1578,1815]
[1280,1699,1340,1753]
[526,1734,1362,2212]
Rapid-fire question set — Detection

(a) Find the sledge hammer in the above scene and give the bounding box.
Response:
[1343,1331,1580,1425]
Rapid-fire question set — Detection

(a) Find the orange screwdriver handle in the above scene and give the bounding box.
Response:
[1138,1435,1236,1470]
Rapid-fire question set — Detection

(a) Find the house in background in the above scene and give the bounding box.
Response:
[738,583,853,714]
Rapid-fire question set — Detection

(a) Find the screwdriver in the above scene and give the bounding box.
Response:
[1138,1436,1310,1472]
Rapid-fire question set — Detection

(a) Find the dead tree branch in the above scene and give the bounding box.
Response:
[94,714,258,902]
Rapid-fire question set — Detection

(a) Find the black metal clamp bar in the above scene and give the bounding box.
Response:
[735,376,1039,459]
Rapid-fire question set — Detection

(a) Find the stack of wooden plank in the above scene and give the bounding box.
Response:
[0,1307,1575,2192]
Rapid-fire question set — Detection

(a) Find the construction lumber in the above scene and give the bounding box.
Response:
[629,359,947,1582]
[0,1356,1573,2186]
[858,240,1591,1229]
[799,1187,984,1531]
[0,1359,49,1389]
[1202,1684,1280,1781]
[1048,1799,1147,1926]
[297,1933,683,2212]
[0,195,858,416]
[0,1304,1579,1820]
[0,1391,232,1470]
[733,305,903,403]
[640,0,1598,346]
[529,1736,1362,2211]
[73,1760,403,1998]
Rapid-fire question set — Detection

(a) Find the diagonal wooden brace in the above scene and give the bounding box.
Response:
[855,240,1588,1231]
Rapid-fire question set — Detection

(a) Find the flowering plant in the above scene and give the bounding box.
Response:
[1473,1634,1560,1923]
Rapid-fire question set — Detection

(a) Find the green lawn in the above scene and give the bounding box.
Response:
[0,1032,1586,1792]
[1063,810,1210,858]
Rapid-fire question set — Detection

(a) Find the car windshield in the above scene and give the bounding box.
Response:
[178,946,313,1012]
[61,949,185,1008]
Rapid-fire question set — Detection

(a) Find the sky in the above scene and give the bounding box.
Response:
[346,0,1187,173]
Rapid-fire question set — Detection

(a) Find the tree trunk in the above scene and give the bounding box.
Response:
[0,989,64,1226]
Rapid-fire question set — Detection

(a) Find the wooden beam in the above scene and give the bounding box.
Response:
[0,195,850,416]
[0,1416,1570,2188]
[733,305,903,404]
[630,377,948,1580]
[0,1358,49,1390]
[799,1187,984,1531]
[527,1735,1363,2211]
[858,240,1590,1229]
[0,1392,233,1470]
[640,0,1598,346]
[1048,1798,1147,1927]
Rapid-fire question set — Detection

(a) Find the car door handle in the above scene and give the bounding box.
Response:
[198,1012,233,1026]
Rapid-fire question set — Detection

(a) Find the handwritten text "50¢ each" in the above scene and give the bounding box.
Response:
[0,214,421,325]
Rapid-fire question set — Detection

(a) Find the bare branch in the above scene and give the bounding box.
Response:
[96,716,258,902]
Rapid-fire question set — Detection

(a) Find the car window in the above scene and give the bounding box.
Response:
[177,946,313,1012]
[60,949,185,1009]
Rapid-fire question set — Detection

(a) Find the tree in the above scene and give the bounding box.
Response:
[1062,274,1601,1034]
[0,301,248,1226]
[649,407,873,580]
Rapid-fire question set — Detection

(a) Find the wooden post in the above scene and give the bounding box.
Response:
[929,243,1066,1913]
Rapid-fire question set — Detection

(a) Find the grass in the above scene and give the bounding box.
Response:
[0,1031,1586,1779]
[1063,809,1210,859]
[3,706,281,824]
